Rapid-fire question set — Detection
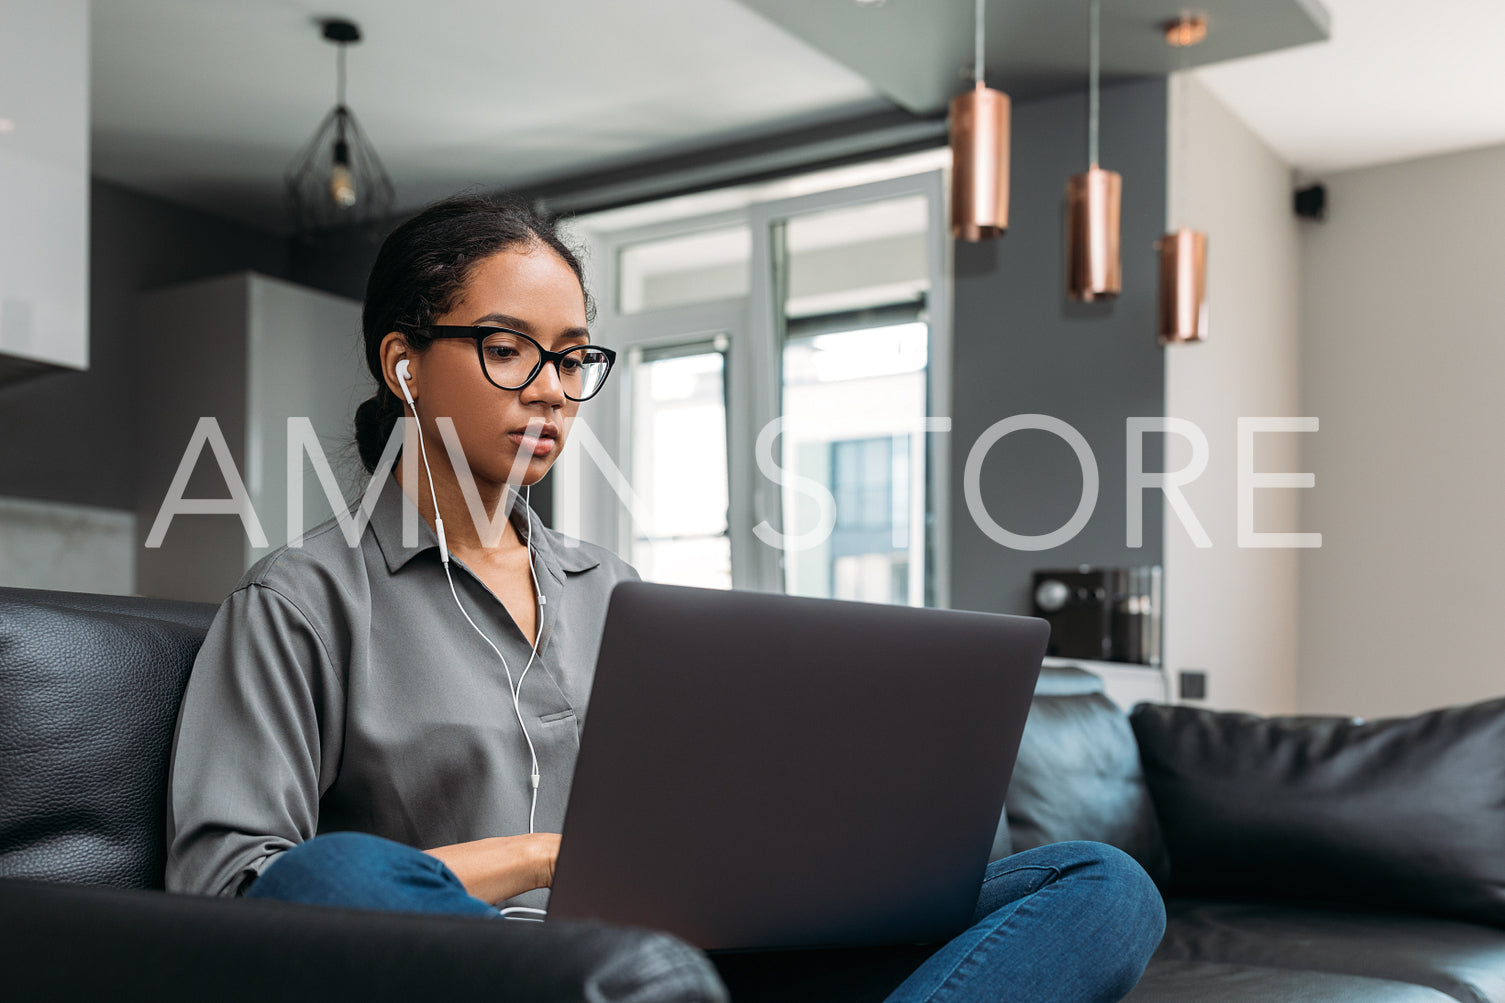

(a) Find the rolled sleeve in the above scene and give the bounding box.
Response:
[165,583,345,897]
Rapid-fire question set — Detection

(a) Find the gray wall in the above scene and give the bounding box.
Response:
[949,79,1167,615]
[135,275,251,602]
[0,179,290,510]
[290,227,386,303]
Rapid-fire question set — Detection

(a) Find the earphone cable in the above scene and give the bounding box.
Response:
[520,483,546,833]
[443,564,542,831]
[408,402,545,834]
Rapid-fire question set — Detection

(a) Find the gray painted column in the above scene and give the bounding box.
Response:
[950,79,1167,615]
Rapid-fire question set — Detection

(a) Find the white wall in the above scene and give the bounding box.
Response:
[245,273,368,566]
[0,0,89,378]
[0,496,134,594]
[1299,141,1505,718]
[1162,73,1304,714]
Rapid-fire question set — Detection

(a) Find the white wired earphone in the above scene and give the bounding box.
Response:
[395,358,549,834]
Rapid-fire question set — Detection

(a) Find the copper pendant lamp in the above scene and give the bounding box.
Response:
[1066,0,1121,301]
[1157,15,1209,344]
[1156,228,1208,344]
[950,0,1010,240]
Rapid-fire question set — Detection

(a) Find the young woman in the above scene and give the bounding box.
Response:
[165,194,1164,1001]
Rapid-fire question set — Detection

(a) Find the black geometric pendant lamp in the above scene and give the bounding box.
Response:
[285,18,395,236]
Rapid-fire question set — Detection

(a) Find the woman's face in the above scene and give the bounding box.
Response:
[412,244,591,490]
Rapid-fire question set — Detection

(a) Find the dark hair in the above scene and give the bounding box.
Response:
[353,192,594,473]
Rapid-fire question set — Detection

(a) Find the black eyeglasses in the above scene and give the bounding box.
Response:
[399,324,617,401]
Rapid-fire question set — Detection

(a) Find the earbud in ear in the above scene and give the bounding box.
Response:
[395,359,415,406]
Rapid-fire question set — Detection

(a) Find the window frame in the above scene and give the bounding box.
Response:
[563,169,952,607]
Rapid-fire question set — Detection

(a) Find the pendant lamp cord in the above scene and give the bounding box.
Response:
[1173,29,1189,228]
[1088,0,1100,167]
[333,42,350,146]
[974,0,985,87]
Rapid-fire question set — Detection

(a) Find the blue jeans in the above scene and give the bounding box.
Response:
[247,831,500,917]
[248,833,1164,1001]
[885,840,1165,1002]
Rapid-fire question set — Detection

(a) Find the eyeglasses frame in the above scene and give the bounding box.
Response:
[396,324,617,401]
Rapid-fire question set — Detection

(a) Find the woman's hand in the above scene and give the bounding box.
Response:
[424,833,561,905]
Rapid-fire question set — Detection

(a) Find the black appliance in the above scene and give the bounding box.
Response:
[1031,566,1161,665]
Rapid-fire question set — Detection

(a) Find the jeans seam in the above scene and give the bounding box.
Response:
[928,920,1019,1003]
[920,865,1063,1003]
[980,864,1059,888]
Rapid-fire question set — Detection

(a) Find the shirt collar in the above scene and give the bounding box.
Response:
[369,473,600,581]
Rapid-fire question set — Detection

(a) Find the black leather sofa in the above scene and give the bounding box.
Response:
[1011,666,1505,1002]
[0,586,726,1003]
[4,585,1505,1002]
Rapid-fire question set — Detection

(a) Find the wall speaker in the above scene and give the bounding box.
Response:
[1294,183,1326,221]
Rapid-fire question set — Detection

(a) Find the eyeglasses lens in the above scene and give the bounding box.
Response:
[480,331,611,400]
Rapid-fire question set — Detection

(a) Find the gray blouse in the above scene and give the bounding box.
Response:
[164,473,638,908]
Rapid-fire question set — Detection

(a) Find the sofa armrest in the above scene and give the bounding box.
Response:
[0,878,726,1002]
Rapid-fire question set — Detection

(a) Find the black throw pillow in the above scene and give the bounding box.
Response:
[1130,698,1505,927]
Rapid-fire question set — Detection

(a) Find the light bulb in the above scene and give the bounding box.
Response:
[329,163,357,208]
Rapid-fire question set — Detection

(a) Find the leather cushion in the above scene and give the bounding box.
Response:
[1127,960,1458,1002]
[1002,688,1170,885]
[1131,700,1505,927]
[0,590,213,887]
[1139,898,1505,1003]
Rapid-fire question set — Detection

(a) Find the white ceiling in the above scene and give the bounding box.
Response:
[89,0,888,231]
[90,0,1505,233]
[1193,0,1505,175]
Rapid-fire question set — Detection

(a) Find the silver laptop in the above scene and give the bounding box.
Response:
[548,581,1048,951]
